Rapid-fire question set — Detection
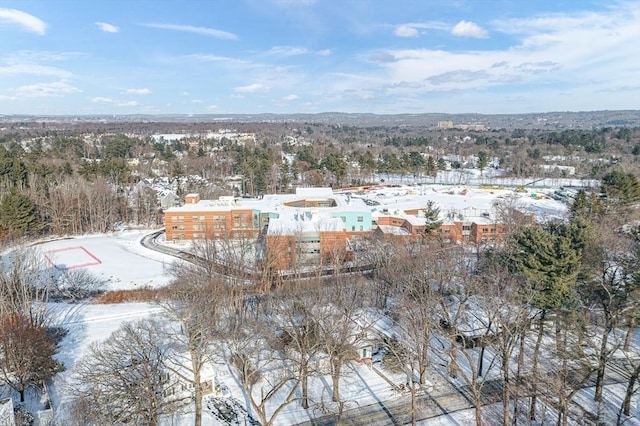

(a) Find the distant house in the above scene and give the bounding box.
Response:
[159,192,180,210]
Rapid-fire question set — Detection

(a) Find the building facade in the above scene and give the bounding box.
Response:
[164,188,533,270]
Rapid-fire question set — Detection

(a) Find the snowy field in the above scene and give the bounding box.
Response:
[35,230,175,291]
[51,302,163,415]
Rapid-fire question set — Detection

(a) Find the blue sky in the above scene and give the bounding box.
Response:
[1,0,638,115]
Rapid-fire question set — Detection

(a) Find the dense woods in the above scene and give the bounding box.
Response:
[1,122,639,242]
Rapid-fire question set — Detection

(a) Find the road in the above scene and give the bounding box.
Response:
[139,229,374,286]
[294,357,638,426]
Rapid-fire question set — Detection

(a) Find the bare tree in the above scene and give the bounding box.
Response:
[228,315,301,426]
[0,313,62,402]
[439,279,500,426]
[65,319,186,425]
[318,275,375,405]
[157,277,224,426]
[478,257,534,426]
[537,309,595,426]
[578,217,639,417]
[267,285,324,410]
[0,247,52,325]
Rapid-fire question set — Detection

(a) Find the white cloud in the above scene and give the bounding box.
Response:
[234,83,269,93]
[192,99,203,103]
[426,69,490,85]
[91,97,138,107]
[0,8,46,35]
[351,2,639,101]
[394,25,418,38]
[0,63,71,78]
[317,49,332,56]
[14,81,81,97]
[451,20,488,38]
[122,88,152,95]
[8,50,85,62]
[206,105,219,111]
[95,22,119,33]
[265,46,308,56]
[91,97,115,103]
[143,23,237,40]
[272,0,316,6]
[179,54,255,70]
[281,94,299,101]
[117,100,139,107]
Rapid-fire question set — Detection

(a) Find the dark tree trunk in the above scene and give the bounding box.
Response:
[622,364,640,418]
[595,322,611,403]
[478,345,486,377]
[530,310,546,421]
[331,359,341,402]
[301,362,309,409]
[623,316,635,352]
[513,330,526,425]
[502,354,511,426]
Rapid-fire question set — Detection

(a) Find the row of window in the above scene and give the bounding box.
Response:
[481,228,498,233]
[339,216,366,222]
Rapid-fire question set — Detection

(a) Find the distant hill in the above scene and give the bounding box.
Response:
[1,110,638,129]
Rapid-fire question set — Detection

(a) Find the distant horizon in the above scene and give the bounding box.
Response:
[2,109,639,118]
[1,0,639,115]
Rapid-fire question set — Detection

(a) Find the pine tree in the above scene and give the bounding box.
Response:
[602,170,640,205]
[511,222,584,310]
[422,200,442,239]
[509,220,586,420]
[0,189,42,239]
[571,190,604,219]
[477,151,489,176]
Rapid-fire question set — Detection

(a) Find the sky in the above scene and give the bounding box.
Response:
[0,0,639,115]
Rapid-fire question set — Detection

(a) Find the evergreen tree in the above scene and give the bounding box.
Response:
[0,189,42,239]
[509,220,586,420]
[511,220,587,307]
[422,200,442,238]
[425,156,437,178]
[570,190,604,219]
[477,151,489,176]
[602,170,640,205]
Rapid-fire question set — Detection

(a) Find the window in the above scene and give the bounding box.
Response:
[341,217,346,222]
[462,225,471,231]
[357,216,364,222]
[482,228,489,233]
[352,226,356,231]
[359,225,363,231]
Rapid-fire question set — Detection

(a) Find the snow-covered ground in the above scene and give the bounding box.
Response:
[7,222,638,425]
[36,230,175,291]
